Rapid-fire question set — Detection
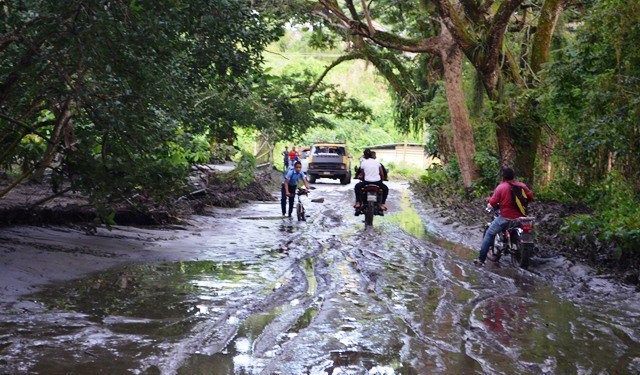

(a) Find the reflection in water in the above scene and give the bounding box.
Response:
[0,260,274,374]
[178,309,281,375]
[386,191,475,260]
[2,182,640,374]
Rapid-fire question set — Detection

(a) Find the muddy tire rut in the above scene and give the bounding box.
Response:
[1,181,639,374]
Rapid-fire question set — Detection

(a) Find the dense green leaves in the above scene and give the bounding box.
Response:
[542,0,640,186]
[0,1,369,214]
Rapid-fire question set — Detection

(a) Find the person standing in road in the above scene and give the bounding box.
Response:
[281,161,310,217]
[282,146,289,170]
[475,166,534,266]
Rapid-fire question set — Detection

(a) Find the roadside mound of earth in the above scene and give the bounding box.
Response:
[0,165,276,227]
[411,181,640,287]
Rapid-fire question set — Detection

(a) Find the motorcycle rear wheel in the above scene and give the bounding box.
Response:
[364,203,374,226]
[510,243,531,269]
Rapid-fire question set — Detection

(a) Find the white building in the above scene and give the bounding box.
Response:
[366,143,440,169]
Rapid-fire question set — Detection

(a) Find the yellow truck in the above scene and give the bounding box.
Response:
[306,142,352,184]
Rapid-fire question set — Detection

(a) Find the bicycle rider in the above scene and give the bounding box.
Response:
[282,161,310,217]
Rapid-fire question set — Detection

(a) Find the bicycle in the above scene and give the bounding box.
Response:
[295,187,308,221]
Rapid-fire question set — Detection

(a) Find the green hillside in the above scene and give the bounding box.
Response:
[264,30,424,153]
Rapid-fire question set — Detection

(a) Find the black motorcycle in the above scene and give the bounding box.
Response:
[483,207,535,269]
[355,184,384,226]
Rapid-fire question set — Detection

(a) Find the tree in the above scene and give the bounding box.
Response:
[0,1,369,212]
[432,0,568,183]
[542,0,640,191]
[311,0,480,187]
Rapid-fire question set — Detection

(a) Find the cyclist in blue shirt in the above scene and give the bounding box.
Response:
[281,161,310,217]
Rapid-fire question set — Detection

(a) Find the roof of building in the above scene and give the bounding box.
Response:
[366,143,426,150]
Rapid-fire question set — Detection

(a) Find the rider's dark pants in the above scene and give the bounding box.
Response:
[280,183,296,215]
[479,216,510,262]
[354,180,388,204]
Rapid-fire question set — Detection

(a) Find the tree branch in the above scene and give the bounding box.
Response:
[530,0,566,75]
[291,52,365,98]
[360,0,375,35]
[432,0,478,53]
[318,0,441,53]
[484,0,524,74]
[344,0,360,20]
[0,112,52,144]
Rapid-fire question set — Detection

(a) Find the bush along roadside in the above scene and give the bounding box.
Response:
[411,166,640,286]
[0,152,275,227]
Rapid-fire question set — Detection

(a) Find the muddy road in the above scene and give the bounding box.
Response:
[1,181,639,374]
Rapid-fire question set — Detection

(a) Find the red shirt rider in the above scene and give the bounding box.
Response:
[488,180,534,219]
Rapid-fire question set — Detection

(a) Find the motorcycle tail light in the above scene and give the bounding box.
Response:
[521,222,533,233]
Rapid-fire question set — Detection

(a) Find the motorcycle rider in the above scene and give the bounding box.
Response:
[475,167,534,266]
[371,151,388,181]
[281,161,310,217]
[353,148,388,211]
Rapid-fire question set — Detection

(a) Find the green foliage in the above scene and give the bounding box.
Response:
[224,151,257,189]
[209,143,236,164]
[384,162,420,181]
[419,167,449,186]
[418,163,462,191]
[536,177,589,204]
[542,0,640,187]
[0,0,285,211]
[473,150,500,191]
[561,172,640,254]
[264,41,423,149]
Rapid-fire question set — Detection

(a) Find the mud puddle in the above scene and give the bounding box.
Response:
[1,181,639,374]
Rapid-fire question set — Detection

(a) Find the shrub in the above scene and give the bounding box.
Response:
[385,162,420,181]
[561,172,640,256]
[536,177,589,204]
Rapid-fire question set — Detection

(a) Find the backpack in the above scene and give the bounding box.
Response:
[509,182,529,216]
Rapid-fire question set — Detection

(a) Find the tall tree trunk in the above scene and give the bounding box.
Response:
[439,30,478,188]
[538,132,557,186]
[496,119,516,168]
[31,99,72,181]
[513,125,541,185]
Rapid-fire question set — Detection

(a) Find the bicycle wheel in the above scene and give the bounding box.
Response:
[296,202,305,221]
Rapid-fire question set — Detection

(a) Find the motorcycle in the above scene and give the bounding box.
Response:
[483,207,536,269]
[355,184,384,226]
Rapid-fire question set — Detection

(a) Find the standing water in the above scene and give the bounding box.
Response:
[1,182,639,374]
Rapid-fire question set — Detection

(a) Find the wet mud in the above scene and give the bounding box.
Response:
[1,181,639,374]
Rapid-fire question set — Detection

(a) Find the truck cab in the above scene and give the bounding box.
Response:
[306,143,351,184]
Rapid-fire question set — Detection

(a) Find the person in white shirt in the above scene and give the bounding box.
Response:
[353,148,388,210]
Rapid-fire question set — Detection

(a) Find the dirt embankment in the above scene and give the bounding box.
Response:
[0,165,278,227]
[411,182,640,287]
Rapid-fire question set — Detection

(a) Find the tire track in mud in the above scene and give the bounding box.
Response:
[2,182,639,374]
[245,182,640,374]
